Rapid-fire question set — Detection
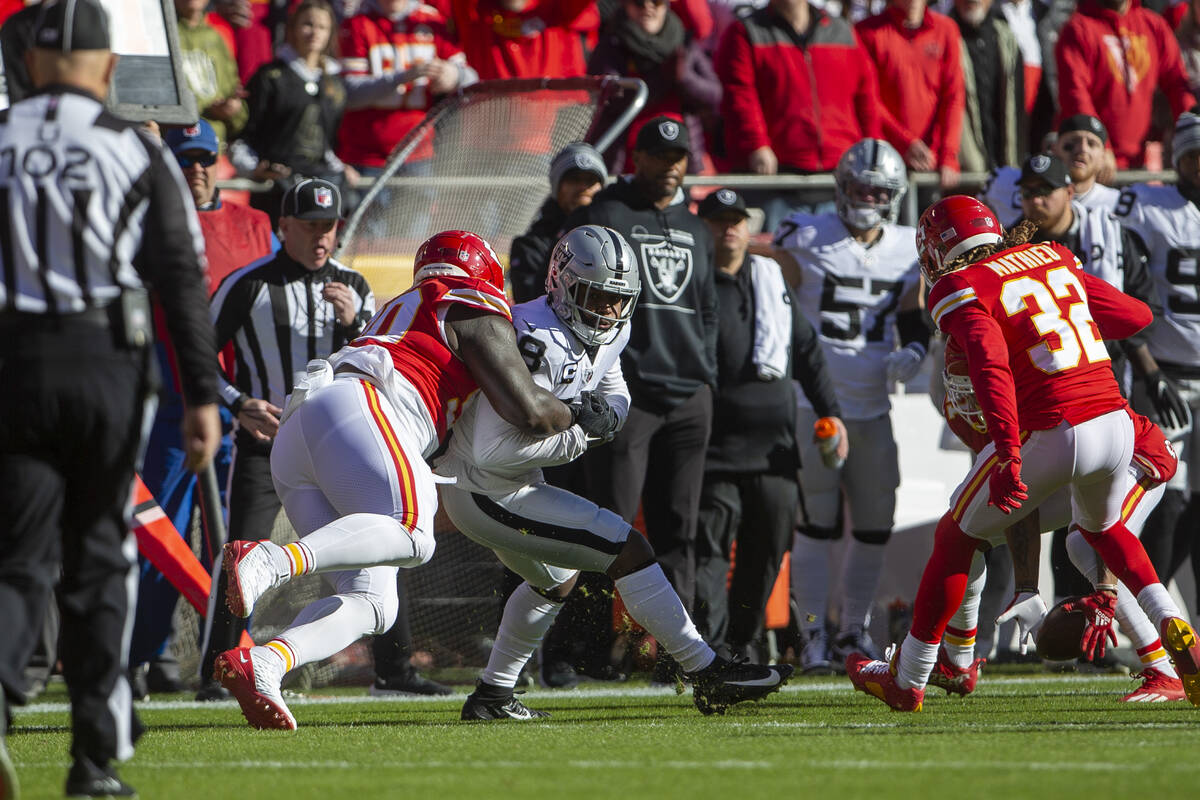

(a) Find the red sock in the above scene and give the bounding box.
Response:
[911,514,981,644]
[1078,521,1160,596]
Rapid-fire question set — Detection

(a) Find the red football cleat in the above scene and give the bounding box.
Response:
[846,651,924,712]
[215,647,296,730]
[223,540,285,619]
[927,646,985,697]
[1160,617,1200,707]
[1122,667,1187,703]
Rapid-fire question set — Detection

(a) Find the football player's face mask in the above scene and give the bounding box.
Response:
[547,225,641,346]
[834,138,907,232]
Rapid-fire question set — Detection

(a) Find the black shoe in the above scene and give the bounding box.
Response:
[689,656,794,716]
[1,694,18,800]
[146,659,185,694]
[537,660,579,690]
[460,683,549,721]
[128,666,149,702]
[65,756,137,798]
[650,653,685,688]
[194,679,231,702]
[370,670,453,697]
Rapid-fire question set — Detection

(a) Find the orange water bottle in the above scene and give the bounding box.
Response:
[814,417,844,470]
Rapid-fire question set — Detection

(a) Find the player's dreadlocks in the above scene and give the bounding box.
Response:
[941,219,1040,273]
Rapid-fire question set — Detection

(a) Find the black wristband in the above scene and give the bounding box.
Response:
[230,393,249,416]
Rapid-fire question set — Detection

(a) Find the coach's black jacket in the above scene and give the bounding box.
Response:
[566,177,718,412]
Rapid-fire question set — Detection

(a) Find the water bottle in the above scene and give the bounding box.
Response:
[814,416,844,470]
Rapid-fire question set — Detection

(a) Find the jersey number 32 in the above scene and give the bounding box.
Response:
[1000,266,1109,374]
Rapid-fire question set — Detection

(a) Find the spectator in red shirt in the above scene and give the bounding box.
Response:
[445,0,599,80]
[1056,0,1196,168]
[337,0,477,171]
[714,0,881,226]
[857,0,966,189]
[588,0,721,173]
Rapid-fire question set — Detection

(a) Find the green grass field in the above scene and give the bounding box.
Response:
[8,670,1200,800]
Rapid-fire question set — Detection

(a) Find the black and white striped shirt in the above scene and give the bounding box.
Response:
[0,84,217,405]
[211,251,375,410]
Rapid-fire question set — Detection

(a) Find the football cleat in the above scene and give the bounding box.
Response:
[460,686,549,721]
[927,646,984,697]
[215,647,297,730]
[1160,617,1200,706]
[846,650,924,712]
[64,756,137,799]
[799,629,834,676]
[223,540,287,618]
[831,627,883,665]
[688,656,793,716]
[370,670,453,697]
[1122,668,1187,703]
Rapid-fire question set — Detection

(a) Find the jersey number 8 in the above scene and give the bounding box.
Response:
[1000,266,1109,374]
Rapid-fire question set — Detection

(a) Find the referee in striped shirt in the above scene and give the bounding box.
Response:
[199,177,374,688]
[0,0,221,796]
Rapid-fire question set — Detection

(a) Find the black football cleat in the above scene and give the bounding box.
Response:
[370,669,453,697]
[689,656,794,715]
[460,683,549,721]
[65,756,137,799]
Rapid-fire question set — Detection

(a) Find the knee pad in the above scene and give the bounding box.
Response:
[799,524,840,541]
[852,528,891,545]
[347,588,398,636]
[1065,527,1105,586]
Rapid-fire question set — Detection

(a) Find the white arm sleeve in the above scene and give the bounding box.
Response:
[470,394,589,471]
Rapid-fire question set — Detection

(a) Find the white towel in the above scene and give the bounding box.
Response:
[750,254,792,381]
[280,359,333,424]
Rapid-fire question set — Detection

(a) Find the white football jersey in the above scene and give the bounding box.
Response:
[1113,183,1200,366]
[775,212,920,420]
[435,297,631,495]
[980,166,1121,227]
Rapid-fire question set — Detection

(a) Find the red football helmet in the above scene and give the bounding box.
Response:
[916,196,1003,286]
[413,230,505,292]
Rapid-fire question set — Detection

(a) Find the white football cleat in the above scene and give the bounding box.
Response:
[223,540,288,618]
[215,646,297,730]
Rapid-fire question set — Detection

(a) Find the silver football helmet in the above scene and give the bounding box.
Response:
[834,138,908,231]
[546,225,641,346]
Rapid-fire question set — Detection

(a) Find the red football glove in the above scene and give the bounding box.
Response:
[1062,590,1118,661]
[987,457,1028,514]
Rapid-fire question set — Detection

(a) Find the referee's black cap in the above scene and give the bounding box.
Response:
[281,177,343,221]
[34,0,112,53]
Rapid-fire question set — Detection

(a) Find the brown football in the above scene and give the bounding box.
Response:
[1035,597,1087,661]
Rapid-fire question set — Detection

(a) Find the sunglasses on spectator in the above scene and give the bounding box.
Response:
[1018,184,1057,199]
[625,0,668,6]
[176,152,217,168]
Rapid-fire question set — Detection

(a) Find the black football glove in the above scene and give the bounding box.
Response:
[1144,370,1190,431]
[569,391,621,444]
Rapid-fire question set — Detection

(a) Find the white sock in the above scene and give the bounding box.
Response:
[614,564,714,674]
[897,633,938,690]
[268,593,381,669]
[301,513,425,571]
[1115,582,1178,677]
[791,532,832,634]
[838,539,887,634]
[1136,583,1184,630]
[481,582,564,689]
[945,550,986,669]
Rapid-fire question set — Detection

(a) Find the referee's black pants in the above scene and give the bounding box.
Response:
[199,432,279,681]
[0,318,154,766]
[586,385,712,611]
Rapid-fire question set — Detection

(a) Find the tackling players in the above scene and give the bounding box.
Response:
[774,139,928,671]
[213,231,576,729]
[438,226,794,719]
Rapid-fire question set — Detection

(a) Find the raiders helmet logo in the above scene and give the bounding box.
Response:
[1030,154,1051,173]
[658,120,680,141]
[314,187,334,208]
[716,189,737,205]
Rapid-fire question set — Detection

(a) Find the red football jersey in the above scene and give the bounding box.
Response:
[350,276,511,442]
[928,241,1151,456]
[942,338,1176,486]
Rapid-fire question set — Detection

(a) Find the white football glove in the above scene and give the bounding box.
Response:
[996,590,1048,655]
[884,343,926,384]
